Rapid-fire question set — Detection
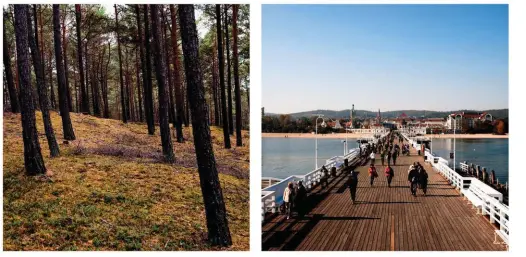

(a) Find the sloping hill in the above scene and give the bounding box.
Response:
[3,111,249,250]
[268,109,508,119]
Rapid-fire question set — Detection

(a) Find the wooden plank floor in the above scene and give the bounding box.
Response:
[262,139,506,251]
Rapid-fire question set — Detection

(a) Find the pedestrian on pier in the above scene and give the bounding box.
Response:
[283,182,295,219]
[418,167,429,196]
[295,181,307,216]
[387,151,392,166]
[368,163,378,187]
[369,151,376,165]
[385,164,394,187]
[348,170,358,204]
[392,150,398,166]
[380,151,385,166]
[408,166,419,196]
[320,166,330,188]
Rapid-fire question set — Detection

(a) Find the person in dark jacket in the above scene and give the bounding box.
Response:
[295,181,307,216]
[392,149,398,166]
[408,166,419,196]
[387,151,392,166]
[368,163,378,187]
[418,167,429,196]
[320,166,329,188]
[348,170,359,204]
[385,164,394,187]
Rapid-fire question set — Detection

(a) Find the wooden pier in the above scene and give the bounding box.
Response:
[262,140,506,251]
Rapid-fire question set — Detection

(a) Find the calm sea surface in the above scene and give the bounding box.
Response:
[262,137,509,183]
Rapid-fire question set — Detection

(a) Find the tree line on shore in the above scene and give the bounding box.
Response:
[4,4,249,247]
[262,114,508,135]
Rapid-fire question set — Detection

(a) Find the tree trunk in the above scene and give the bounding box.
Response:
[103,42,110,118]
[48,48,56,110]
[75,5,89,113]
[224,5,234,135]
[142,5,155,134]
[28,4,60,157]
[150,4,175,163]
[124,47,133,121]
[92,49,101,117]
[61,5,73,112]
[3,11,20,113]
[212,39,220,126]
[14,5,47,175]
[178,4,232,246]
[162,9,177,126]
[85,41,91,114]
[135,45,143,122]
[53,5,76,140]
[115,4,128,123]
[73,56,79,112]
[170,5,184,143]
[232,5,242,147]
[216,5,231,149]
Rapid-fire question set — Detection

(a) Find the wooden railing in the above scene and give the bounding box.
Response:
[404,132,510,246]
[261,148,362,222]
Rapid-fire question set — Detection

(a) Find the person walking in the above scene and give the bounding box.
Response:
[392,149,398,166]
[369,151,376,165]
[380,150,385,166]
[320,165,330,188]
[385,164,394,187]
[368,163,378,187]
[348,170,359,204]
[295,181,307,216]
[283,182,295,219]
[419,167,429,196]
[408,165,419,196]
[387,150,392,166]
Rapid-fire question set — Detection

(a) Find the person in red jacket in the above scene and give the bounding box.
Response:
[368,163,378,187]
[385,164,394,187]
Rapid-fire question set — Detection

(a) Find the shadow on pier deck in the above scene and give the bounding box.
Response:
[262,142,506,251]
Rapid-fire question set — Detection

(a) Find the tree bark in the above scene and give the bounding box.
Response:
[103,42,110,118]
[135,45,143,122]
[216,5,231,149]
[61,5,73,112]
[162,9,177,126]
[232,5,242,146]
[115,4,127,123]
[53,5,76,140]
[143,5,155,134]
[151,4,175,163]
[212,39,220,126]
[75,4,89,113]
[28,4,60,157]
[224,5,234,135]
[14,4,47,175]
[178,4,232,247]
[3,11,20,113]
[170,5,185,142]
[48,47,56,110]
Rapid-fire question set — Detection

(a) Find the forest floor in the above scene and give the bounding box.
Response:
[3,111,250,251]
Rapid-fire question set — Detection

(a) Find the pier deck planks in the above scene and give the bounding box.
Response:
[262,139,506,251]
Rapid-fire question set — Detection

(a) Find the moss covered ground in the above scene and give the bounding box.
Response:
[3,111,249,250]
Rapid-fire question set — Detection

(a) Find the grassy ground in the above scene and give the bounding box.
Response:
[3,111,249,251]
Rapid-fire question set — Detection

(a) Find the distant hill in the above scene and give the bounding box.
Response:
[266,109,508,119]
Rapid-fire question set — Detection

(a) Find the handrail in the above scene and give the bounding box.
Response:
[405,132,509,243]
[261,132,391,222]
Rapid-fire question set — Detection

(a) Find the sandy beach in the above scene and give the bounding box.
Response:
[262,133,508,139]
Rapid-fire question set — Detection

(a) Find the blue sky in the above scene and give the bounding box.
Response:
[262,4,508,114]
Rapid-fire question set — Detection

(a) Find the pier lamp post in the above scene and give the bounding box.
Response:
[315,115,326,169]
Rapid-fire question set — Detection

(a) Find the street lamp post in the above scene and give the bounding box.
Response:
[315,115,325,169]
[454,116,457,172]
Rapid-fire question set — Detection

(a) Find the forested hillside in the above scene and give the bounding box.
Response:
[3,4,249,250]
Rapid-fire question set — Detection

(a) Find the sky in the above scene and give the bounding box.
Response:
[262,4,509,114]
